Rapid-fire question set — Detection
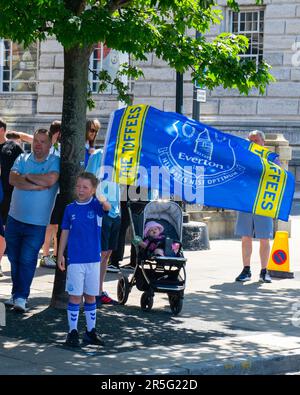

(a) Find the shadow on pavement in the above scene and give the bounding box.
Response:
[1,277,299,357]
[182,281,299,336]
[0,296,225,356]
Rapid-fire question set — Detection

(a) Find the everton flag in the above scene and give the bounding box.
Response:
[102,105,294,221]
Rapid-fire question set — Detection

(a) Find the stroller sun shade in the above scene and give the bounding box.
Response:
[143,201,183,241]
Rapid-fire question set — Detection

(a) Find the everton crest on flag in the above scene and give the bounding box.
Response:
[102,105,294,221]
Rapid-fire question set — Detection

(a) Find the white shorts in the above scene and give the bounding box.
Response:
[66,262,100,296]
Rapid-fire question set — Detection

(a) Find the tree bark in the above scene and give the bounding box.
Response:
[50,45,91,308]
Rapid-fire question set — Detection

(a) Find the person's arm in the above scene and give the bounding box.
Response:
[97,194,111,212]
[18,132,33,144]
[25,172,59,187]
[9,171,48,191]
[57,230,69,272]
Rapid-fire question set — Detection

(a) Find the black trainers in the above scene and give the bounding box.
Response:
[259,269,272,283]
[82,328,104,346]
[65,329,80,348]
[106,263,120,273]
[235,267,252,282]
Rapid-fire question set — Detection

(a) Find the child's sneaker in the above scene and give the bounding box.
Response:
[65,329,80,348]
[96,292,118,307]
[235,267,252,282]
[259,269,272,283]
[82,328,104,346]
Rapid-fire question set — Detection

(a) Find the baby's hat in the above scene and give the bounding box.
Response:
[144,221,164,237]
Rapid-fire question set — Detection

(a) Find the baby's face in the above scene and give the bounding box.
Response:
[148,226,161,237]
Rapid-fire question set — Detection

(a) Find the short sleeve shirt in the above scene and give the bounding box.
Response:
[61,196,104,264]
[9,153,60,226]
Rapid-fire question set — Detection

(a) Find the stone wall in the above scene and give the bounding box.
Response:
[132,54,194,116]
[1,37,120,138]
[2,1,300,155]
[203,0,300,150]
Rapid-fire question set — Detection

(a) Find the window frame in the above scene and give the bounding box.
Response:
[88,42,129,95]
[229,7,265,66]
[0,38,39,94]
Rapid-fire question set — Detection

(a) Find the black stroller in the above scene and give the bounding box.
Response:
[117,200,187,315]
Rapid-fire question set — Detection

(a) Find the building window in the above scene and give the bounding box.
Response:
[0,39,38,93]
[231,9,264,65]
[89,43,128,94]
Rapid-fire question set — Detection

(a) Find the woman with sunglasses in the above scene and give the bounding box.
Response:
[85,119,101,168]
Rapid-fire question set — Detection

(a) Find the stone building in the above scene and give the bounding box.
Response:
[0,0,299,174]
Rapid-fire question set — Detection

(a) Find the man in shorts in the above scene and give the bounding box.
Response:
[235,130,279,284]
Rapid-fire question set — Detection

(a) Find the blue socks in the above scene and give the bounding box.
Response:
[67,303,80,332]
[67,301,97,333]
[84,302,97,332]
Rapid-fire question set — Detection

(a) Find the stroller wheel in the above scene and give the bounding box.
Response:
[140,291,154,312]
[117,276,130,305]
[168,293,183,316]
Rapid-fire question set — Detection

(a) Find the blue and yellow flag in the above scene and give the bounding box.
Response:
[103,105,294,221]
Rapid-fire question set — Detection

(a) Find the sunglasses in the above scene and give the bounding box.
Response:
[89,128,98,133]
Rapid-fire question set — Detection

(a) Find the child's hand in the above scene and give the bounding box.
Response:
[57,256,66,271]
[132,235,142,246]
[139,241,147,249]
[98,194,106,204]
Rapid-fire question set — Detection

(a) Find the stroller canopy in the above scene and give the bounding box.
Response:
[143,201,183,240]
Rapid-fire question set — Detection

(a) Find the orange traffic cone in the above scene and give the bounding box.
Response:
[267,231,294,279]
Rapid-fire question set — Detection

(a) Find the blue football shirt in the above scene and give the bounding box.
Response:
[61,196,105,264]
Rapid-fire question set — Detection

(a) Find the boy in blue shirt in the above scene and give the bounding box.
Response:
[57,172,111,347]
[86,148,121,306]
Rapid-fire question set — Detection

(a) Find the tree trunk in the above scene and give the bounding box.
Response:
[50,45,91,308]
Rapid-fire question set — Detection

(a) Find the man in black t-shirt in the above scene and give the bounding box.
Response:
[0,118,24,277]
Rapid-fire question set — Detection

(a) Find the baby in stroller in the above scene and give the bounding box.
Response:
[138,220,181,259]
[139,221,166,257]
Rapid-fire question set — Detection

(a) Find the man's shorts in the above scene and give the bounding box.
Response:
[66,262,100,296]
[235,211,274,239]
[101,213,121,251]
[50,194,64,225]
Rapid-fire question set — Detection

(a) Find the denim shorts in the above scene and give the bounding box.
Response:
[235,211,274,239]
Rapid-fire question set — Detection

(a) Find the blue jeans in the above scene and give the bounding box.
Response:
[5,216,46,299]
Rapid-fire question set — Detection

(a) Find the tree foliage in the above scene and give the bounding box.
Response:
[0,0,274,101]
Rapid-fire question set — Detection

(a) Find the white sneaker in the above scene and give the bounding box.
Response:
[40,255,56,268]
[259,269,272,283]
[13,298,29,313]
[4,296,15,307]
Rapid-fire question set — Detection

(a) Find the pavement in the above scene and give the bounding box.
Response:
[1,201,300,375]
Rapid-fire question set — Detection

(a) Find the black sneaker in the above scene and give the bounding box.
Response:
[259,269,272,283]
[82,328,104,346]
[235,267,252,282]
[106,263,120,273]
[65,329,80,348]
